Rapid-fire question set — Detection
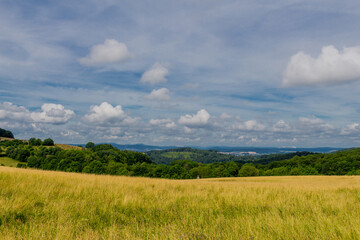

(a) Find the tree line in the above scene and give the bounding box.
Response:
[2,138,360,178]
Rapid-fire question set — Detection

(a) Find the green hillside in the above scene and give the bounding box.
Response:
[0,157,19,167]
[147,147,252,164]
[147,147,314,165]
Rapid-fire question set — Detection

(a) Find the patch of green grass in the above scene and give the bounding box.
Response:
[0,157,20,167]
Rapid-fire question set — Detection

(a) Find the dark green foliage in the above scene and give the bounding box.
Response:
[254,151,316,165]
[5,147,30,162]
[0,128,14,138]
[27,156,41,168]
[238,164,259,177]
[0,139,25,147]
[29,138,42,146]
[85,142,95,149]
[16,163,27,168]
[83,160,105,174]
[42,138,54,146]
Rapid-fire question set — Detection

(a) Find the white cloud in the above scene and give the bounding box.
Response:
[298,117,324,125]
[150,118,176,128]
[272,120,291,132]
[83,102,132,125]
[297,117,335,133]
[78,39,131,66]
[178,109,210,127]
[165,122,176,128]
[0,102,31,122]
[341,123,360,135]
[235,120,266,131]
[220,112,232,120]
[31,103,75,124]
[283,45,360,86]
[140,62,169,85]
[146,88,171,101]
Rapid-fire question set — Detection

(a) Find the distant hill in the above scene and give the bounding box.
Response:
[75,143,178,152]
[146,147,316,165]
[207,146,342,154]
[74,143,342,154]
[147,147,249,164]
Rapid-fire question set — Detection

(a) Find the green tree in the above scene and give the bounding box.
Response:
[238,164,259,177]
[0,128,14,138]
[42,138,54,146]
[85,142,95,149]
[84,160,105,174]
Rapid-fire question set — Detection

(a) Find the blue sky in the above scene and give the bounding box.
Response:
[1,0,360,147]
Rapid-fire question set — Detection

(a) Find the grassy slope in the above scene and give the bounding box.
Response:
[55,143,82,150]
[0,157,19,167]
[1,167,360,239]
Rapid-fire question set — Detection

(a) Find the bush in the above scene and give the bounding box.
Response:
[29,138,42,146]
[16,163,27,168]
[42,138,54,146]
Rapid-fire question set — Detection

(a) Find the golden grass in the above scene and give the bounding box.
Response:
[55,143,82,150]
[1,167,360,239]
[0,137,15,141]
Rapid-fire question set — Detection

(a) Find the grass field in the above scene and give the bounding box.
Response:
[1,167,360,239]
[0,157,20,167]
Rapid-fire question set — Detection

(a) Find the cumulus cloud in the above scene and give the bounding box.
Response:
[272,120,291,132]
[235,120,266,131]
[146,88,171,101]
[283,45,360,86]
[0,102,31,121]
[78,39,131,66]
[140,63,169,85]
[83,102,134,125]
[178,109,210,127]
[149,118,176,128]
[31,103,75,124]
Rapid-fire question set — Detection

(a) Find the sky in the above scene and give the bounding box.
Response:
[1,0,360,147]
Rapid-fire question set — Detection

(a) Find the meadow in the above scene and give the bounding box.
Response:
[1,167,360,239]
[0,157,20,167]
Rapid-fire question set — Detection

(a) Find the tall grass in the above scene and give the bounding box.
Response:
[1,167,360,239]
